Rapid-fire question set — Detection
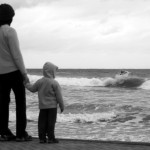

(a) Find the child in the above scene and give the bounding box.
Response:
[25,62,64,143]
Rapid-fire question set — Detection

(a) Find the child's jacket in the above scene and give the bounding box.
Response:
[26,62,64,110]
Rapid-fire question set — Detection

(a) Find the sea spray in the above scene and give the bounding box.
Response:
[140,79,150,90]
[57,112,117,123]
[28,74,145,88]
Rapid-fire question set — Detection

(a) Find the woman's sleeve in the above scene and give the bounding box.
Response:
[7,28,27,75]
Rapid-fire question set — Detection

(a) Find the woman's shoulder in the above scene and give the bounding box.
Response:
[2,25,17,36]
[1,25,15,31]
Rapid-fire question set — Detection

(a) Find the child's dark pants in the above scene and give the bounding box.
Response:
[38,108,57,140]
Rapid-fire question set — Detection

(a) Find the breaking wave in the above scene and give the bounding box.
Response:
[28,74,147,89]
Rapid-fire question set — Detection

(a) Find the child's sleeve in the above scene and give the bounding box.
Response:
[53,81,64,112]
[25,81,39,93]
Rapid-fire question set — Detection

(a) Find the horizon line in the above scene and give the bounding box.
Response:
[27,68,150,70]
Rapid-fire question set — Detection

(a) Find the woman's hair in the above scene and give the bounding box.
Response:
[0,18,13,26]
[0,4,15,26]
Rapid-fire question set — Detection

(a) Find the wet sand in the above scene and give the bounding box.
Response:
[0,138,150,150]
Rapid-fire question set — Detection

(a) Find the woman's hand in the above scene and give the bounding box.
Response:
[22,73,29,84]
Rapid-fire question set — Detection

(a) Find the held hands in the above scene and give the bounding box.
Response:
[22,73,29,85]
[60,108,64,113]
[60,105,64,113]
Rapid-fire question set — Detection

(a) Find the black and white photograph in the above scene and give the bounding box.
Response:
[0,0,150,149]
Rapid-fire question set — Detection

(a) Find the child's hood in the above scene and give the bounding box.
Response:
[43,62,58,78]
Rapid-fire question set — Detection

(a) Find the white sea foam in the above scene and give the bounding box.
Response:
[28,74,145,88]
[57,112,116,123]
[9,109,116,124]
[139,79,150,90]
[9,110,38,122]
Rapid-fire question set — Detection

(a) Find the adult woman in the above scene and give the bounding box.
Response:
[0,4,32,141]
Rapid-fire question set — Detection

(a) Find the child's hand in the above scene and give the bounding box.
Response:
[23,81,26,86]
[23,80,29,86]
[60,108,64,113]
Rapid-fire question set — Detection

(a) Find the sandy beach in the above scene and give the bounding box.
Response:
[0,138,150,150]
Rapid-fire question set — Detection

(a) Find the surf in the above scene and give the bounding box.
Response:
[104,76,145,88]
[28,73,146,88]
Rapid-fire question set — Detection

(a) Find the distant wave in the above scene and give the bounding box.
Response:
[104,76,145,88]
[28,74,147,89]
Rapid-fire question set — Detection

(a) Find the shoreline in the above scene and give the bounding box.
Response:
[60,138,150,146]
[0,137,150,150]
[23,137,150,145]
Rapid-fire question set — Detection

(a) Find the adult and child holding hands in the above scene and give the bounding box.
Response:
[0,4,64,143]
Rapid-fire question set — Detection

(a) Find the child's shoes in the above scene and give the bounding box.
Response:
[39,139,47,143]
[48,138,59,143]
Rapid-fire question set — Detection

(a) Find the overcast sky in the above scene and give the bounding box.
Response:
[1,0,150,69]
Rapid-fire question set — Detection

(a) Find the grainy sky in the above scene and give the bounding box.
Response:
[1,0,150,69]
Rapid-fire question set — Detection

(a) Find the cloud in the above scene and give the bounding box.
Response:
[0,0,57,9]
[12,0,150,53]
[3,0,150,68]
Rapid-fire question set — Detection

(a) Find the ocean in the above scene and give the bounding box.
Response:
[9,69,150,142]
